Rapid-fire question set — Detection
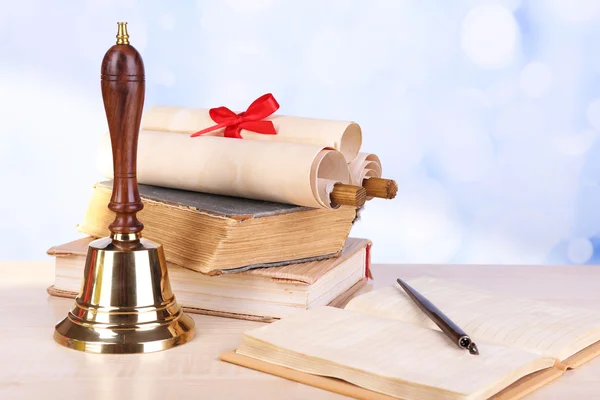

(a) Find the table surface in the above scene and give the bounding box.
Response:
[2,262,600,400]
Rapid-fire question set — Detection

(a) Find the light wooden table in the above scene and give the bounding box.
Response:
[1,262,599,399]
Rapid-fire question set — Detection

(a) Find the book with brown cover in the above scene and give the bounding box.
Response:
[77,181,357,275]
[47,237,371,322]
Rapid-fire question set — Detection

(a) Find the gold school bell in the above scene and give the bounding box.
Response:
[53,22,195,354]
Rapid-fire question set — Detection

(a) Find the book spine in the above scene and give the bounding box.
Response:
[365,243,373,280]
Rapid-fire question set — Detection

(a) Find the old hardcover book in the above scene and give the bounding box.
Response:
[77,181,356,275]
[222,277,600,399]
[47,237,371,322]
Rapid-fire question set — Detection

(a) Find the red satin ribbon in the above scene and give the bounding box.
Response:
[190,93,280,139]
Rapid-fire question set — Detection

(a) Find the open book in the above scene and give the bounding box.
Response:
[221,277,600,399]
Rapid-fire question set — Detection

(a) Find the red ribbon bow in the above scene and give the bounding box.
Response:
[190,93,280,139]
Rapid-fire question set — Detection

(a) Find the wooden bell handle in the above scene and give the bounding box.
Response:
[101,22,145,235]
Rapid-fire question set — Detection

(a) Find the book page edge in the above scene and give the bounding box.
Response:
[220,350,398,400]
[562,339,600,369]
[46,279,366,323]
[220,351,564,400]
[490,362,564,400]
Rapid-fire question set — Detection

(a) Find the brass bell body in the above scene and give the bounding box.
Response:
[54,234,195,353]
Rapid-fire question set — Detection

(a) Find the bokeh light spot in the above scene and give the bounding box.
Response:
[548,0,600,23]
[567,237,594,264]
[461,4,519,68]
[519,61,554,99]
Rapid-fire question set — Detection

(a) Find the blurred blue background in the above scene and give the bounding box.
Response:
[2,0,600,265]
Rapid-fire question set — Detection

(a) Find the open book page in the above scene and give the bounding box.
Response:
[345,277,600,361]
[237,307,555,400]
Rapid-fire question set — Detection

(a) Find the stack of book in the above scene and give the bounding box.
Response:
[47,101,397,321]
[47,181,371,321]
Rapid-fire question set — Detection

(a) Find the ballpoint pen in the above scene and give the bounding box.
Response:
[396,278,479,355]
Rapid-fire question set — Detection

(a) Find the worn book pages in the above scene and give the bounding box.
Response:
[235,307,556,400]
[141,105,362,162]
[78,183,356,274]
[97,130,350,208]
[47,237,370,320]
[48,279,367,323]
[345,277,600,363]
[221,352,564,400]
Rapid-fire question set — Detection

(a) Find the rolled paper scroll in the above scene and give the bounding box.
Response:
[348,152,382,186]
[97,130,351,209]
[141,106,363,162]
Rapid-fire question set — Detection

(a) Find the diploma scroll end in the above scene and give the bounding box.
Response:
[330,184,367,208]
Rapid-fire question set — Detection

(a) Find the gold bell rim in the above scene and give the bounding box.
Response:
[54,312,196,354]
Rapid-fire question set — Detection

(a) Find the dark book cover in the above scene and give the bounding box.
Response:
[98,181,313,221]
